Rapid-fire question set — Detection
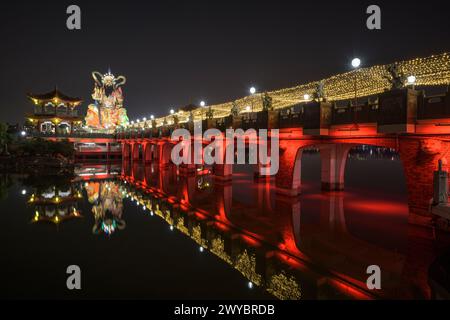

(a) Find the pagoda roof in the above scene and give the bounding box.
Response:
[27,87,82,105]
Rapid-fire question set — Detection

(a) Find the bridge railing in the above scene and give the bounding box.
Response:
[418,91,450,120]
[117,88,450,139]
[332,102,379,125]
[31,131,115,139]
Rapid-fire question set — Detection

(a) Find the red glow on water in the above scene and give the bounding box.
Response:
[327,278,373,300]
[345,199,408,216]
[274,252,305,269]
[194,211,208,220]
[214,221,230,232]
[240,234,261,247]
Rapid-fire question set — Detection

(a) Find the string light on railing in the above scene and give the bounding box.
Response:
[145,52,450,123]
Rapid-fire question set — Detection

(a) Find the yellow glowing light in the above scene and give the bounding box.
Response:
[147,52,450,125]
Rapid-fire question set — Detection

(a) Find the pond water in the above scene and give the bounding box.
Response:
[1,146,449,299]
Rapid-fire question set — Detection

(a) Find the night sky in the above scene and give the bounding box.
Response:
[1,0,450,123]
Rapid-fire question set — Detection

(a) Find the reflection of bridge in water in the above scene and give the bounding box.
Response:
[119,156,443,300]
[115,88,450,230]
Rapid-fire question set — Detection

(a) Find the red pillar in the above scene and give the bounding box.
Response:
[319,144,353,191]
[398,138,444,226]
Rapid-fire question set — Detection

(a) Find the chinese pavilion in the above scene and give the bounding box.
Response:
[28,183,83,226]
[26,87,83,134]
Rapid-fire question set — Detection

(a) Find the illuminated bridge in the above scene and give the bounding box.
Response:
[49,53,450,228]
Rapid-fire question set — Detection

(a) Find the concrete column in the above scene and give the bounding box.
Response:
[157,142,172,168]
[106,142,110,161]
[398,138,443,226]
[144,142,155,163]
[121,142,130,159]
[275,147,302,196]
[319,144,352,191]
[130,143,137,161]
[179,142,197,175]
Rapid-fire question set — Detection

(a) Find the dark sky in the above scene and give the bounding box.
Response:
[1,0,450,123]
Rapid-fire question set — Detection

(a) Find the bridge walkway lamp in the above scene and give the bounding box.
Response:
[351,57,361,128]
[150,115,155,128]
[407,75,416,90]
[200,101,206,121]
[249,86,256,112]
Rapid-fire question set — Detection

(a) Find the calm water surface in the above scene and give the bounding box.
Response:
[1,146,449,299]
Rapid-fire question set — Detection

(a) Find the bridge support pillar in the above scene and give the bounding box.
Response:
[156,142,172,168]
[122,142,131,160]
[143,142,153,163]
[131,142,141,162]
[179,142,197,175]
[398,138,445,226]
[319,144,352,191]
[253,163,274,181]
[276,146,302,197]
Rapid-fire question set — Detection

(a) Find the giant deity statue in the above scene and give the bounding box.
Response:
[85,70,129,131]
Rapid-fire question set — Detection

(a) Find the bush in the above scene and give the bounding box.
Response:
[16,138,74,158]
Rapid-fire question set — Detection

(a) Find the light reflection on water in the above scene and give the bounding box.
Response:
[1,146,450,299]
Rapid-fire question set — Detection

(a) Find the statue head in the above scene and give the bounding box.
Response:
[92,70,126,90]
